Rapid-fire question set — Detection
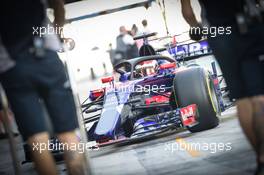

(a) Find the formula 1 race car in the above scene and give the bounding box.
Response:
[22,35,226,164]
[82,34,224,146]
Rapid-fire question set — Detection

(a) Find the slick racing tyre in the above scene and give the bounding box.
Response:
[173,67,220,132]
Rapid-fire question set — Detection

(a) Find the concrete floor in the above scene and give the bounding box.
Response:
[0,107,257,175]
[89,110,256,175]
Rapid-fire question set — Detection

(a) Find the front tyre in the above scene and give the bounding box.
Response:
[173,67,220,132]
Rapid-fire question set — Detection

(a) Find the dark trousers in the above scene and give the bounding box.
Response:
[0,48,79,140]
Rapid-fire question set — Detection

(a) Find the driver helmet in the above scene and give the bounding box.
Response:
[135,60,158,77]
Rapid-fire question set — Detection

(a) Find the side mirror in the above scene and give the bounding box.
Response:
[101,76,114,84]
[160,62,176,70]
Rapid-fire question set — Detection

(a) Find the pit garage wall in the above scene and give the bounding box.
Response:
[57,0,207,82]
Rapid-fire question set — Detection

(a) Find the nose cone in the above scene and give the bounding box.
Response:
[94,109,121,140]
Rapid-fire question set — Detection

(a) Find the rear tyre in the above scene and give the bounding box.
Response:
[173,67,220,132]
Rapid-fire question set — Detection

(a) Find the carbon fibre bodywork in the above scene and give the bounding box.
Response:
[83,40,227,145]
[85,56,201,143]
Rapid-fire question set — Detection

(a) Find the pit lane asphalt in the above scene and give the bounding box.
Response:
[0,79,257,175]
[88,107,256,175]
[0,107,256,175]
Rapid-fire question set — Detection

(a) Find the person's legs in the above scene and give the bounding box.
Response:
[1,80,55,174]
[208,33,258,149]
[208,23,264,174]
[236,98,257,151]
[0,52,59,174]
[38,50,86,174]
[5,92,59,174]
[236,96,264,175]
[239,25,264,167]
[27,132,57,175]
[57,132,86,175]
[251,96,264,162]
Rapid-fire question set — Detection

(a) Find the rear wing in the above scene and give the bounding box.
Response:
[159,40,213,62]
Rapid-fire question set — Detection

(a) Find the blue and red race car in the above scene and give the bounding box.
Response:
[23,37,227,163]
[82,37,223,147]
